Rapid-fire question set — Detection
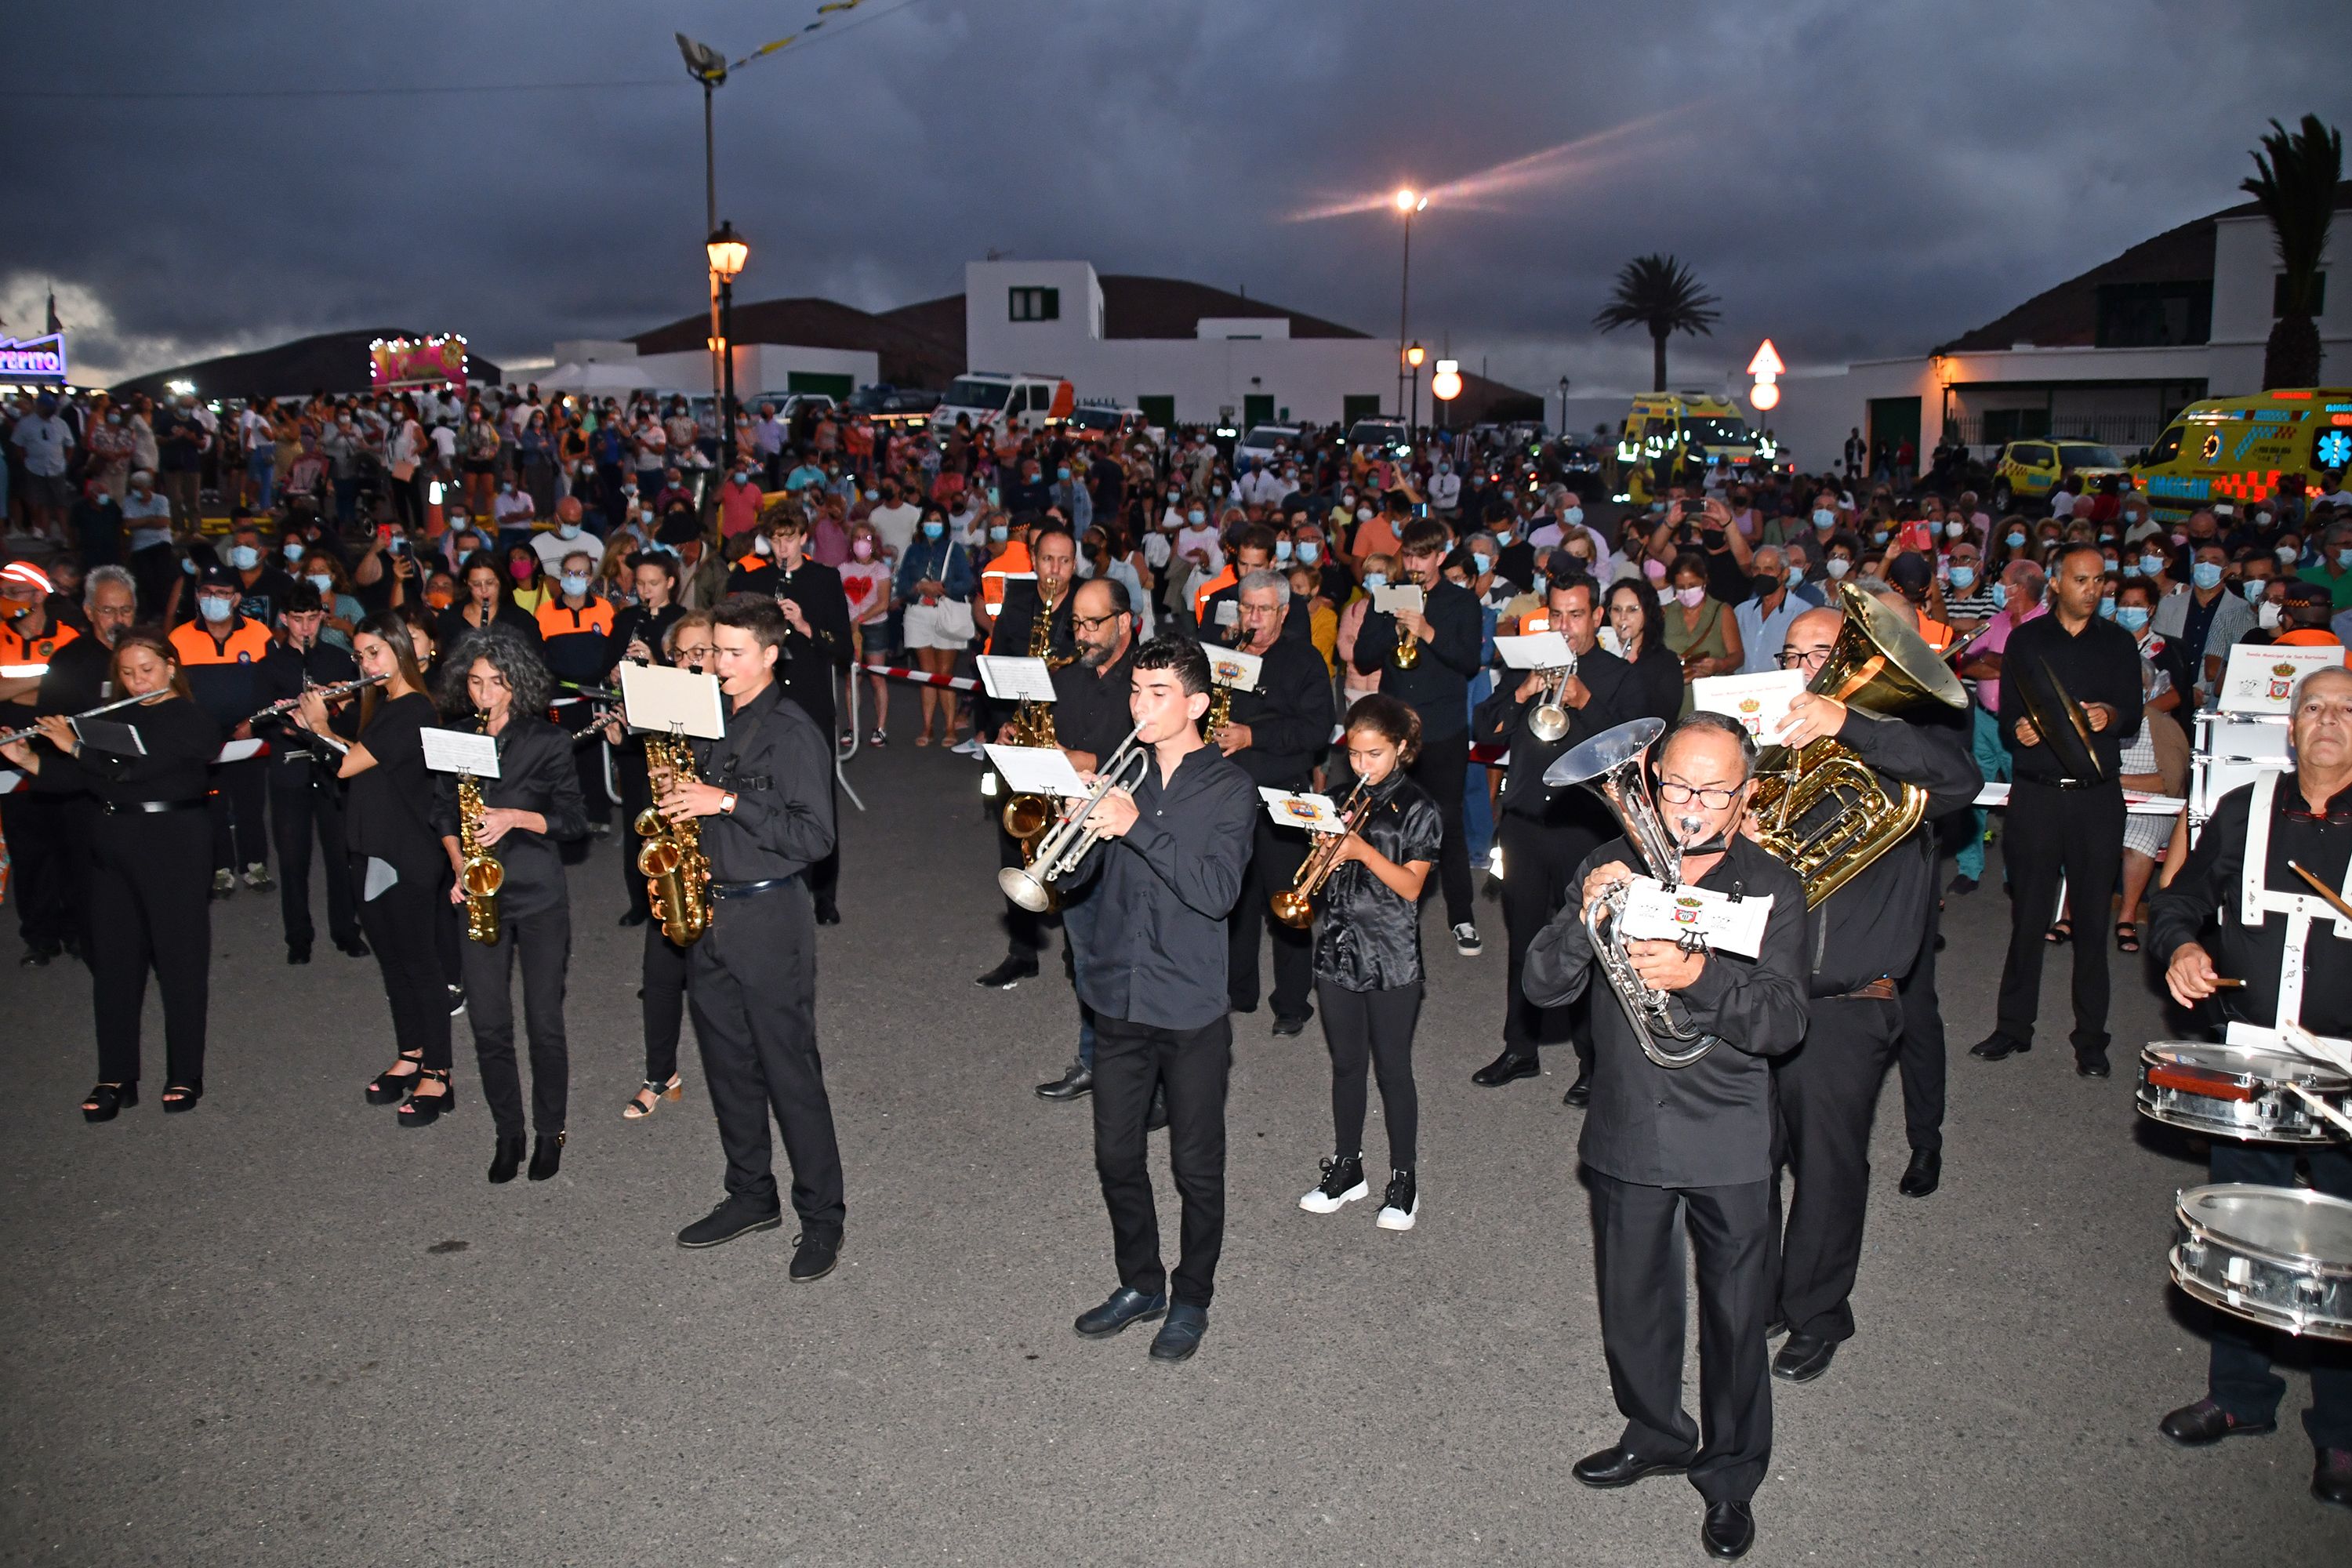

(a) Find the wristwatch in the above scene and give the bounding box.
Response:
[720,791,738,815]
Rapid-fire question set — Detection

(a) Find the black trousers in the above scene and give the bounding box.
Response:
[808,772,840,912]
[89,808,212,1087]
[1406,728,1474,927]
[2204,1140,2352,1450]
[1499,813,1599,1058]
[1229,813,1312,1020]
[641,917,689,1085]
[1769,995,1903,1343]
[2,789,71,949]
[1316,979,1420,1170]
[206,756,268,874]
[352,855,453,1071]
[1587,1168,1774,1504]
[1091,1011,1231,1309]
[615,744,653,920]
[461,897,571,1137]
[552,705,611,827]
[1896,895,1944,1154]
[996,814,1058,961]
[687,880,845,1232]
[268,760,358,949]
[1997,779,2124,1051]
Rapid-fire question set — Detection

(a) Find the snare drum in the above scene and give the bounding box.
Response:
[2170,1184,2352,1341]
[2135,1040,2352,1144]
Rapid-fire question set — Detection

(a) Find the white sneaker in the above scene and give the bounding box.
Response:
[1452,922,1483,956]
[949,737,983,757]
[1298,1153,1368,1214]
[1377,1170,1419,1231]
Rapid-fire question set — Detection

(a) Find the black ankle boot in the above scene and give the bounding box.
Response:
[528,1130,565,1181]
[488,1134,526,1184]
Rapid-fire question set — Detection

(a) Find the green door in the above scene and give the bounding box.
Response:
[1867,396,1921,471]
[787,371,854,400]
[1137,395,1175,430]
[1342,394,1383,426]
[1243,394,1275,426]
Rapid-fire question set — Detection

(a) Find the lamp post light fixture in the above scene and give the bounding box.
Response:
[1392,187,1428,421]
[707,221,749,466]
[1432,358,1462,435]
[1404,339,1426,438]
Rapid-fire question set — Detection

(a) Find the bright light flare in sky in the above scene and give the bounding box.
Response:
[1286,108,1687,223]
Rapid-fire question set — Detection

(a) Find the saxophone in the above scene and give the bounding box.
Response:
[458,771,505,946]
[1000,579,1069,848]
[636,734,713,945]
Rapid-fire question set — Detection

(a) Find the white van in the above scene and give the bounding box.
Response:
[930,372,1075,435]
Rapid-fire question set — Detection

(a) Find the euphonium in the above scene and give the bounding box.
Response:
[636,733,713,945]
[1745,583,1969,908]
[1000,579,1071,845]
[458,771,505,946]
[1541,717,1720,1069]
[998,722,1150,913]
[1270,779,1372,928]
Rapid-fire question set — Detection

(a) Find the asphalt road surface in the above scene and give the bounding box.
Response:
[4,713,2347,1567]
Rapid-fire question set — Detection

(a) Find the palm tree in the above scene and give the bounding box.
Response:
[2241,114,2341,390]
[1592,254,1721,391]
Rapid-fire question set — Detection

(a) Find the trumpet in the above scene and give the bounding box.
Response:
[0,690,157,748]
[240,672,387,728]
[1526,650,1583,743]
[997,723,1150,913]
[1270,779,1372,928]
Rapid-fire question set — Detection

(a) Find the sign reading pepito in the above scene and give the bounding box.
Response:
[0,333,68,383]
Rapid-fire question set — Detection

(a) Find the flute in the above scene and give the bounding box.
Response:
[0,690,157,748]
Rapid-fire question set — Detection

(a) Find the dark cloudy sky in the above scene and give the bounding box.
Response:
[8,1,2346,397]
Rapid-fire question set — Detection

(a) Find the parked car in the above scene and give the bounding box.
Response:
[1991,438,2129,512]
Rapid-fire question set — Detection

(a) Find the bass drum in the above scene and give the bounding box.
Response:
[2136,1040,2352,1144]
[2170,1184,2352,1341]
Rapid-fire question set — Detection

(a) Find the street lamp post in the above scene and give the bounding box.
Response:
[678,35,729,424]
[1392,187,1427,422]
[707,222,749,467]
[1556,376,1571,439]
[1404,341,1426,442]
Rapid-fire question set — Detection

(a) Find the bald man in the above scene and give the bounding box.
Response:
[1755,601,1978,1384]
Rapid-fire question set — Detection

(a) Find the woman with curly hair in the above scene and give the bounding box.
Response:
[432,624,589,1183]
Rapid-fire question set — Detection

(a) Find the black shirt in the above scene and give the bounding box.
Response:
[253,638,361,765]
[343,691,445,881]
[1996,612,2143,783]
[728,558,853,729]
[1048,644,1138,763]
[232,565,300,629]
[688,681,835,882]
[2150,772,2352,1038]
[1523,834,1810,1186]
[33,693,220,808]
[1621,638,1687,728]
[1312,768,1444,991]
[1062,742,1258,1030]
[429,713,588,916]
[1351,577,1483,739]
[435,601,542,659]
[1475,646,1635,826]
[989,579,1076,662]
[1219,634,1334,789]
[606,602,688,674]
[36,631,115,716]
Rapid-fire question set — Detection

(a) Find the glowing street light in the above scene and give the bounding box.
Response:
[707,222,750,463]
[1432,359,1463,402]
[1392,187,1428,420]
[706,221,749,281]
[1404,342,1425,368]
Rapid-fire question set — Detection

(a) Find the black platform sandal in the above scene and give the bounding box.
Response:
[397,1070,456,1127]
[161,1082,203,1113]
[366,1051,423,1105]
[82,1082,137,1123]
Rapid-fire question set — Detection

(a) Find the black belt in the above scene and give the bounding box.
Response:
[103,798,205,815]
[709,874,800,900]
[2019,776,2107,792]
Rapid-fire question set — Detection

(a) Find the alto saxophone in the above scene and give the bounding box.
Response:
[457,771,505,946]
[1000,579,1071,849]
[637,733,713,945]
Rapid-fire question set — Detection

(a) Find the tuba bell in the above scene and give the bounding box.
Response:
[1744,582,1969,908]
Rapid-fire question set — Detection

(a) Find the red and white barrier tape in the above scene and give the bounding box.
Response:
[860,661,983,693]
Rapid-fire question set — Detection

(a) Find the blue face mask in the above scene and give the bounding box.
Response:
[1871,529,1889,546]
[2245,579,2268,603]
[557,523,581,540]
[1530,572,1548,596]
[282,541,305,562]
[2140,554,2165,577]
[1362,572,1388,590]
[1274,540,1294,563]
[228,545,260,571]
[863,489,879,503]
[1564,506,1584,526]
[1056,467,1070,481]
[1472,553,1494,576]
[1813,509,1836,530]
[559,573,590,597]
[198,595,232,622]
[2099,595,2116,619]
[922,521,944,540]
[1495,528,1514,546]
[2336,548,2352,570]
[307,573,334,595]
[1187,510,1206,526]
[1947,564,1976,591]
[2115,605,2151,633]
[1991,583,2009,611]
[2005,530,2027,549]
[1296,542,1320,564]
[988,524,1008,543]
[2191,561,2224,591]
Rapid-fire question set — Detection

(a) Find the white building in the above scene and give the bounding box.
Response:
[544,337,877,401]
[1772,183,2352,470]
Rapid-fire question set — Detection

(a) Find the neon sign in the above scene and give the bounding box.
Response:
[0,333,67,383]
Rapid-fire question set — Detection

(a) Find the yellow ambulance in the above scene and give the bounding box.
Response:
[1612,392,1771,504]
[2132,388,2352,517]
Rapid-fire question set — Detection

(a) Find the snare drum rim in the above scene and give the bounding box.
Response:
[2142,1040,2350,1091]
[2175,1185,2352,1279]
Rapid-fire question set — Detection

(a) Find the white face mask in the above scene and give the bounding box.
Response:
[2257,601,2282,631]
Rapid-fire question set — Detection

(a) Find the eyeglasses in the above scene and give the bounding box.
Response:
[1656,780,1742,810]
[1072,612,1124,633]
[1777,647,1832,669]
[674,644,716,663]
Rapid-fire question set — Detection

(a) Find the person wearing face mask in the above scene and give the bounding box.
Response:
[1734,546,1805,673]
[252,583,366,964]
[1949,559,2047,898]
[489,469,538,554]
[0,561,87,963]
[1661,554,1744,713]
[1428,460,1461,517]
[169,567,277,899]
[297,553,365,648]
[896,509,978,747]
[533,546,619,840]
[528,496,605,576]
[436,550,543,661]
[2300,522,2352,612]
[2151,543,2254,706]
[223,521,297,628]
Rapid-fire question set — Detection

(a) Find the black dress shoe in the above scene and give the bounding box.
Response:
[1969,1031,2030,1061]
[488,1134,526,1185]
[1271,1013,1310,1038]
[813,901,841,927]
[2314,1447,2352,1509]
[788,1229,840,1282]
[1036,1059,1093,1099]
[1764,1316,1788,1339]
[1772,1332,1838,1382]
[286,942,312,965]
[677,1196,784,1249]
[335,935,370,958]
[1472,1049,1541,1087]
[1149,1304,1207,1362]
[2158,1397,2276,1446]
[1899,1149,1941,1197]
[2075,1054,2112,1079]
[1570,1443,1697,1489]
[528,1131,564,1181]
[975,956,1039,989]
[1074,1285,1167,1338]
[1563,1071,1592,1108]
[20,943,58,968]
[616,909,649,928]
[1701,1501,1755,1559]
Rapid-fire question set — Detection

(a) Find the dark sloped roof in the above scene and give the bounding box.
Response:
[1935,180,2352,354]
[630,296,961,390]
[874,293,965,363]
[111,328,502,401]
[1098,274,1367,340]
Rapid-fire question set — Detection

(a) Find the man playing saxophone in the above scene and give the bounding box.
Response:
[1754,599,1979,1385]
[1521,712,1809,1563]
[976,525,1081,992]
